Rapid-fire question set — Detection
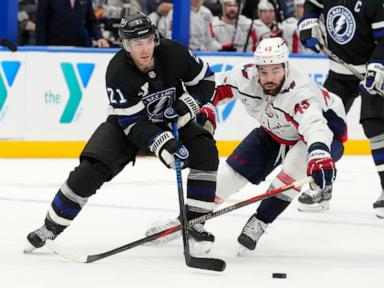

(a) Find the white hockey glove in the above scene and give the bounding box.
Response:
[164,92,200,129]
[359,62,384,96]
[298,18,325,53]
[149,131,189,169]
[196,102,217,134]
[306,143,336,190]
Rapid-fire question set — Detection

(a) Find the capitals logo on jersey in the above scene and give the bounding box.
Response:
[326,6,356,44]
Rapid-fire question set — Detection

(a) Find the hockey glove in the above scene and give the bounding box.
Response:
[149,131,189,169]
[196,102,217,134]
[359,62,384,96]
[306,143,336,190]
[298,17,325,53]
[164,92,200,129]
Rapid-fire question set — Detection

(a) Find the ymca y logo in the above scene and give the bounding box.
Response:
[60,62,94,123]
[0,61,21,114]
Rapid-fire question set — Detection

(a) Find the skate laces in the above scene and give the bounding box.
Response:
[190,223,207,233]
[243,216,267,240]
[35,225,56,241]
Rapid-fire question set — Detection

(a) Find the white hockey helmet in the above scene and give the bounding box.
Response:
[254,37,289,68]
[258,0,274,11]
[294,0,305,5]
[220,0,237,5]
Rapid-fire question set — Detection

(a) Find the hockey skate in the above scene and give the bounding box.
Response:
[24,223,60,253]
[373,189,384,219]
[297,185,332,212]
[145,218,215,255]
[237,213,268,256]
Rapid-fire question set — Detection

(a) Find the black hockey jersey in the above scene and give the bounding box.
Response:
[304,0,384,74]
[105,39,215,148]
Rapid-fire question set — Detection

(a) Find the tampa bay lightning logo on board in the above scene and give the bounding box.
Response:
[326,6,356,45]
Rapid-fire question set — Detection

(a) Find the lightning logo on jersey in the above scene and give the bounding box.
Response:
[141,87,176,121]
[326,6,356,45]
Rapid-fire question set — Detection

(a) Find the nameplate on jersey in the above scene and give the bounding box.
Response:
[142,87,176,121]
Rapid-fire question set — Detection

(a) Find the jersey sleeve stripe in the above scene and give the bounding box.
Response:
[107,101,145,116]
[372,21,384,30]
[308,0,323,9]
[184,60,208,86]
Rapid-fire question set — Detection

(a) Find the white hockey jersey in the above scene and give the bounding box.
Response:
[165,6,221,51]
[253,19,284,47]
[214,64,347,149]
[282,17,315,54]
[211,15,257,52]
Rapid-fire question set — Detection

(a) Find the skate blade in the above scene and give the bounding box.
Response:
[23,244,36,254]
[297,201,330,213]
[237,244,251,257]
[374,207,384,219]
[189,239,212,256]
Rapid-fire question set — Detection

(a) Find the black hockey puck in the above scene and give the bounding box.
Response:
[272,273,287,279]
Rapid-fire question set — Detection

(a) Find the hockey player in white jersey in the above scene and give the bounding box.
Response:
[281,0,315,54]
[253,0,284,47]
[146,37,347,253]
[211,0,257,52]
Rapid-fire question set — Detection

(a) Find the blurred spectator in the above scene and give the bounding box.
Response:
[282,0,314,54]
[36,0,109,47]
[147,0,172,37]
[212,0,257,52]
[165,0,222,51]
[203,0,221,17]
[242,0,290,21]
[18,0,37,45]
[253,0,284,46]
[147,0,172,15]
[94,0,142,47]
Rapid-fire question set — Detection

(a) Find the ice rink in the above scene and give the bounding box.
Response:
[1,156,383,288]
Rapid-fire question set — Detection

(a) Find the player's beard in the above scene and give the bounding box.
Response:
[226,10,238,20]
[261,79,284,96]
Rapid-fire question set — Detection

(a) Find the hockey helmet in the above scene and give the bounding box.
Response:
[254,37,289,73]
[294,0,305,5]
[118,12,160,50]
[258,0,274,11]
[219,0,237,5]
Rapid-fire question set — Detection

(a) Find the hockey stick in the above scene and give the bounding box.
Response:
[0,38,18,52]
[322,46,384,99]
[171,122,226,272]
[45,176,312,264]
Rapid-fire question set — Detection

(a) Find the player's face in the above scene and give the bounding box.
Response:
[295,4,304,18]
[127,35,156,69]
[258,64,285,96]
[259,9,275,26]
[224,2,238,19]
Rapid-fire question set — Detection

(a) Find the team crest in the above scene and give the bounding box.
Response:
[326,6,356,45]
[142,87,176,121]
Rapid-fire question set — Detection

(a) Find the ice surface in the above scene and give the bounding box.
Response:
[0,156,383,288]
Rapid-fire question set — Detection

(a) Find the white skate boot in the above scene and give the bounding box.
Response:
[373,189,384,218]
[237,213,268,256]
[297,185,332,212]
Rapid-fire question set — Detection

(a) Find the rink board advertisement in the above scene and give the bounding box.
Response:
[0,47,368,157]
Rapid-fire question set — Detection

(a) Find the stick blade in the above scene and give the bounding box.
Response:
[0,39,17,52]
[187,256,226,272]
[45,240,87,263]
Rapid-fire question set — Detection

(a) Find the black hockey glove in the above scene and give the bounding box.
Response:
[298,17,325,53]
[149,131,189,169]
[164,92,200,129]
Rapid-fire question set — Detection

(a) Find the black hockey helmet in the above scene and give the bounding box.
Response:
[118,12,160,49]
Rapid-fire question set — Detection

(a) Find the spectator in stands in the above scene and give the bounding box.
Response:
[18,0,37,45]
[242,0,291,21]
[94,0,142,47]
[282,0,314,54]
[36,0,109,47]
[204,0,222,17]
[147,0,173,37]
[164,0,222,51]
[253,0,284,47]
[212,0,257,52]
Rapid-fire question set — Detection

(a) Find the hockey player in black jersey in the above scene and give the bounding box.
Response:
[24,13,219,253]
[298,0,384,217]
